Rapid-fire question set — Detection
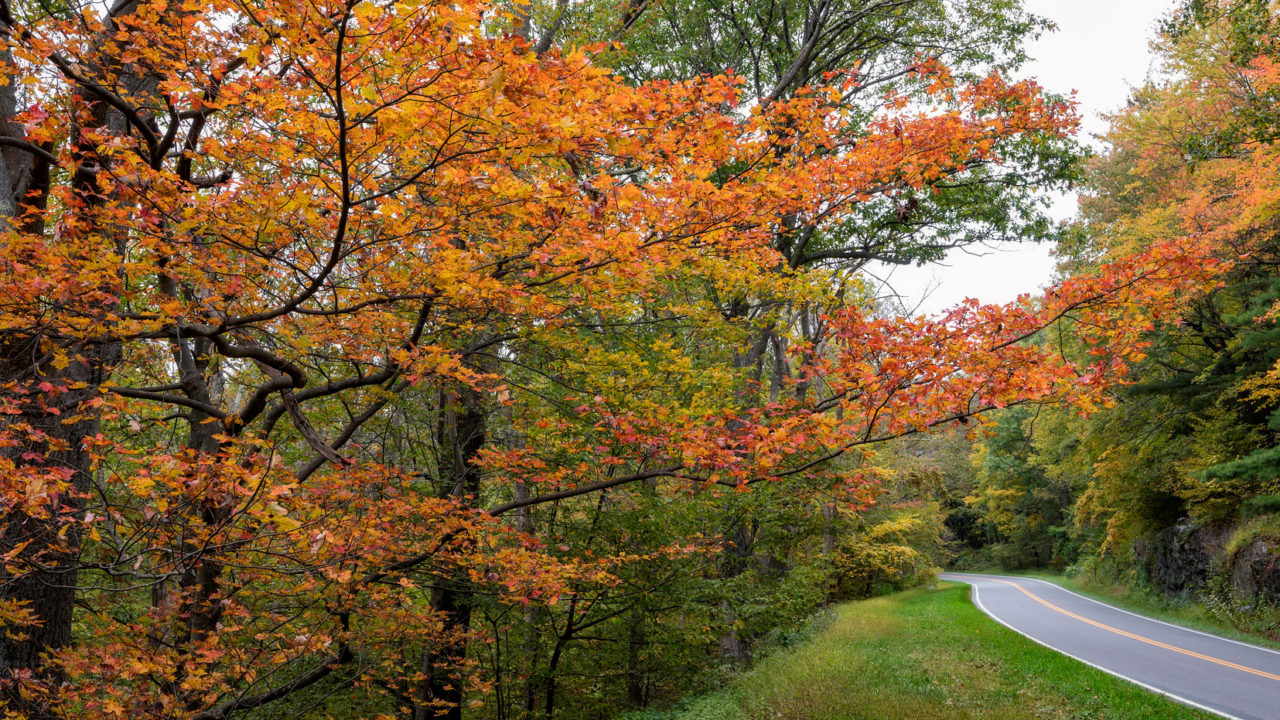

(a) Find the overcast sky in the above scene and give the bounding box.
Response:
[870,0,1176,315]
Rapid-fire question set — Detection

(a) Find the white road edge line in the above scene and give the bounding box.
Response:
[949,573,1280,658]
[1017,576,1280,659]
[955,578,1245,720]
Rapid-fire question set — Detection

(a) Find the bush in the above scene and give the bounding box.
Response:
[1240,494,1280,518]
[830,504,943,600]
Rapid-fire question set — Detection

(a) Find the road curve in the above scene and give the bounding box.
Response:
[940,573,1280,720]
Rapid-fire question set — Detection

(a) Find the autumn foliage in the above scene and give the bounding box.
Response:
[0,0,1230,717]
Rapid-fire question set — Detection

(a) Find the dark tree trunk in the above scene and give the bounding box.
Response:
[0,22,131,710]
[0,351,102,717]
[717,520,756,662]
[624,603,648,707]
[542,636,566,720]
[415,384,487,720]
[415,584,475,720]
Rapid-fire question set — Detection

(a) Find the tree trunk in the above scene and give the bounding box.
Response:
[414,383,487,719]
[0,20,133,710]
[511,482,544,719]
[0,354,101,717]
[624,603,648,707]
[822,502,837,556]
[717,520,756,663]
[415,584,475,720]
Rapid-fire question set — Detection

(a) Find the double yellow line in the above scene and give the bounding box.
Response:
[987,577,1280,683]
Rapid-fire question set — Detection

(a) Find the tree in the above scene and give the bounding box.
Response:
[968,406,1075,568]
[514,0,1081,279]
[0,0,1221,718]
[495,0,1090,681]
[970,2,1280,587]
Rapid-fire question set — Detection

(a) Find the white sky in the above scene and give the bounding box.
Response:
[870,0,1176,315]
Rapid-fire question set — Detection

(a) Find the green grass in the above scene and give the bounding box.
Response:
[629,583,1215,720]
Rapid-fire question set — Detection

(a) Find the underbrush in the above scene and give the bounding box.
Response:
[624,583,1215,720]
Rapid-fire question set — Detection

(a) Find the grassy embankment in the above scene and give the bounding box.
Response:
[629,582,1215,720]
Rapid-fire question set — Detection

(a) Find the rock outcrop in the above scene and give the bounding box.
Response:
[1230,538,1280,602]
[1141,521,1280,603]
[1143,522,1231,596]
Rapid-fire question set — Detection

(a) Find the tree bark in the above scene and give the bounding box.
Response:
[0,351,102,717]
[624,603,648,707]
[0,34,130,719]
[414,383,487,720]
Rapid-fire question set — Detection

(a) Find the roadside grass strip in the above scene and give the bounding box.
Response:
[636,583,1217,720]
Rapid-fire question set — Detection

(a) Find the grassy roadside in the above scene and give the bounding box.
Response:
[628,583,1214,720]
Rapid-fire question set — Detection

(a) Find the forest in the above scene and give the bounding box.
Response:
[0,0,1276,718]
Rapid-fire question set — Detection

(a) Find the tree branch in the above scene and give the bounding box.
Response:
[0,137,56,164]
[486,466,685,516]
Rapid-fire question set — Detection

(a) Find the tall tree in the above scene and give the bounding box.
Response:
[0,0,1221,718]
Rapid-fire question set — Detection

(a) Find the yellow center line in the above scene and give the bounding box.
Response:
[985,578,1280,683]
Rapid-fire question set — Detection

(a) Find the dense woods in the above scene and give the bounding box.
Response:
[946,0,1280,637]
[0,0,1270,718]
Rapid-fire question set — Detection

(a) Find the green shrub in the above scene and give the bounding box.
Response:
[830,505,943,600]
[1240,494,1280,518]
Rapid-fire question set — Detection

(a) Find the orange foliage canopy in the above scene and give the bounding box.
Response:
[0,0,1220,716]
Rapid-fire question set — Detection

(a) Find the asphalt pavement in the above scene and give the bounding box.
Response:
[939,573,1280,720]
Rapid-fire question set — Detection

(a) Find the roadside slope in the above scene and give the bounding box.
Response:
[632,583,1213,720]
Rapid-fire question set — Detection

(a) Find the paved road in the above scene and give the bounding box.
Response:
[940,573,1280,719]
